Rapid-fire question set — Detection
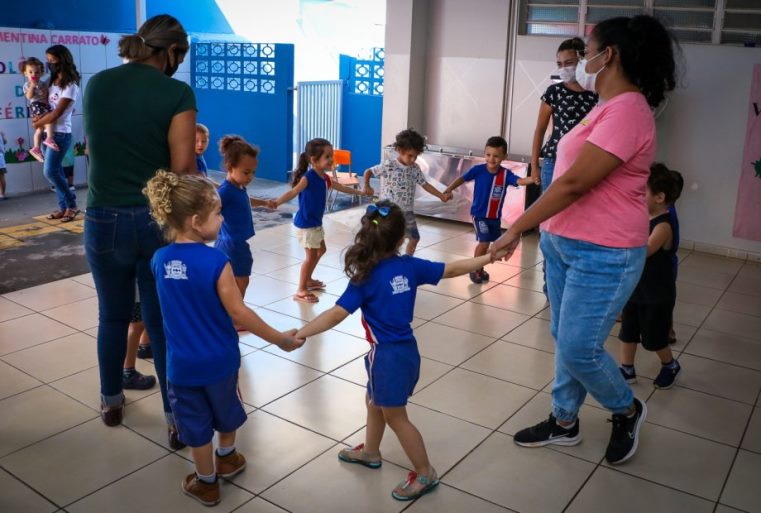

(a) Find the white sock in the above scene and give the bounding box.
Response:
[197,471,216,484]
[217,445,235,457]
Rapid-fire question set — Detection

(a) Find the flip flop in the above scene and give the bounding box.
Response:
[293,292,319,303]
[47,210,65,220]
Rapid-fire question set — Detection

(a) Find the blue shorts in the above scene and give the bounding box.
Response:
[365,340,420,407]
[472,217,502,242]
[168,372,247,447]
[214,239,253,277]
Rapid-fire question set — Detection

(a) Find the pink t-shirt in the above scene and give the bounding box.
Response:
[543,92,655,248]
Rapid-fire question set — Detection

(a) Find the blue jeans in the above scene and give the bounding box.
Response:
[43,132,76,211]
[541,232,645,421]
[84,206,171,417]
[540,158,555,194]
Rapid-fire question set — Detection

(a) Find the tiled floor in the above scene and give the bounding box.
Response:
[1,208,761,513]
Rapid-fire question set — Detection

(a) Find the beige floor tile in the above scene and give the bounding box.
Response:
[2,278,96,311]
[412,289,464,320]
[647,386,752,446]
[502,247,545,269]
[505,268,545,293]
[238,350,323,407]
[471,284,548,316]
[444,431,594,513]
[405,483,512,513]
[717,291,761,319]
[69,273,96,289]
[234,498,290,513]
[415,247,471,264]
[263,375,366,440]
[721,449,761,512]
[603,422,735,500]
[669,322,698,351]
[673,301,712,327]
[461,340,555,390]
[714,505,746,513]
[676,353,761,404]
[49,358,158,411]
[0,297,33,323]
[566,466,714,513]
[120,392,192,452]
[704,309,761,341]
[686,328,761,370]
[264,291,340,322]
[680,254,744,275]
[261,448,409,513]
[241,308,306,348]
[0,360,42,400]
[742,407,761,453]
[317,248,349,270]
[434,302,530,339]
[426,237,479,258]
[677,266,736,291]
[729,268,761,298]
[536,305,551,321]
[39,296,99,331]
[502,317,555,353]
[242,274,301,307]
[251,249,301,274]
[411,368,535,429]
[229,410,336,493]
[2,332,98,383]
[267,263,346,287]
[0,314,77,356]
[345,403,491,475]
[0,418,167,507]
[0,468,58,513]
[674,281,725,307]
[66,453,253,512]
[415,321,497,366]
[0,386,96,457]
[263,329,367,372]
[420,272,499,300]
[601,335,679,381]
[478,262,525,284]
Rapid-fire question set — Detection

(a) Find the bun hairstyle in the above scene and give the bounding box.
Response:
[292,137,333,187]
[143,170,218,241]
[558,37,585,56]
[119,14,189,63]
[649,162,683,205]
[344,200,406,284]
[394,128,426,153]
[218,135,259,171]
[591,15,678,108]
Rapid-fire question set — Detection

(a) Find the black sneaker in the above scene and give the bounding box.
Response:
[122,370,157,390]
[620,366,637,384]
[479,268,490,282]
[654,361,681,390]
[136,344,153,359]
[605,397,647,465]
[469,271,482,284]
[514,414,582,447]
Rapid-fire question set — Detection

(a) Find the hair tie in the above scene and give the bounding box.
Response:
[372,219,379,225]
[137,35,146,44]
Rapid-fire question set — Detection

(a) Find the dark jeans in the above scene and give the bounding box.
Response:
[84,206,171,417]
[43,132,76,211]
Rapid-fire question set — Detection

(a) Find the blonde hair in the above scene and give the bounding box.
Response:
[196,123,209,136]
[143,170,218,240]
[119,14,189,63]
[219,135,259,171]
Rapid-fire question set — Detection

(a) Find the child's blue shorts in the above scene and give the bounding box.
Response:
[364,340,420,407]
[215,239,253,277]
[168,372,247,447]
[472,217,502,243]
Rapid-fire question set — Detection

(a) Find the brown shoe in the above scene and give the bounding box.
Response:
[100,398,124,427]
[182,473,220,506]
[215,450,246,479]
[168,424,186,451]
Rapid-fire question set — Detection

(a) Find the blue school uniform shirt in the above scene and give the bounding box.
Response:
[336,256,445,345]
[151,243,240,386]
[294,169,331,229]
[196,154,208,176]
[217,179,254,242]
[463,164,520,219]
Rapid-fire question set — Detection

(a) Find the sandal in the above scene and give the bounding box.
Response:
[307,280,326,291]
[60,209,80,223]
[338,443,382,469]
[391,468,439,501]
[47,210,65,220]
[293,292,319,303]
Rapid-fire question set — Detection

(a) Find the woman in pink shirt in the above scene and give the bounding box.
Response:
[491,15,677,465]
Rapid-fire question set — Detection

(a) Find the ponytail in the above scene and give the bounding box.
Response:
[344,201,406,283]
[292,138,332,187]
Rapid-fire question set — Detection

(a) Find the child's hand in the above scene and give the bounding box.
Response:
[443,191,453,202]
[279,329,305,352]
[364,186,374,197]
[266,199,278,210]
[532,175,541,186]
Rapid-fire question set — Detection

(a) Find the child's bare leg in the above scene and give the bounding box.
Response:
[382,406,432,476]
[44,124,57,147]
[620,341,638,366]
[364,394,386,455]
[124,321,144,369]
[297,248,320,298]
[308,241,327,288]
[655,345,675,365]
[139,329,150,348]
[218,430,236,450]
[474,242,489,258]
[191,442,215,476]
[33,127,43,149]
[404,238,419,256]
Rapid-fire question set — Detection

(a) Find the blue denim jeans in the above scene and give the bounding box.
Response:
[540,158,555,194]
[541,232,645,421]
[84,206,171,418]
[43,132,76,211]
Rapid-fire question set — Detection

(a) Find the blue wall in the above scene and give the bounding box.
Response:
[339,54,383,175]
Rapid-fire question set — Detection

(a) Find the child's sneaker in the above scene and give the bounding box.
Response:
[215,449,246,479]
[620,365,637,384]
[29,147,44,162]
[42,138,60,151]
[468,271,482,284]
[136,344,153,359]
[479,268,490,282]
[513,414,582,447]
[605,397,647,465]
[338,443,382,468]
[654,360,681,390]
[391,468,439,501]
[182,473,220,506]
[122,369,156,390]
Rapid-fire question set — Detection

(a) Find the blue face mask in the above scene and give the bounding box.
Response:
[575,50,606,92]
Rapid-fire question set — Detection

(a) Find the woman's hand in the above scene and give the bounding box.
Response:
[31,115,44,129]
[490,227,521,262]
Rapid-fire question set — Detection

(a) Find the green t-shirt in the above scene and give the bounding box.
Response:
[84,63,196,207]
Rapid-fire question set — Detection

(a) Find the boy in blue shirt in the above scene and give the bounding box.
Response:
[444,136,537,283]
[195,123,209,176]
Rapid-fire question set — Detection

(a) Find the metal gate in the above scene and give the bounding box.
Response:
[296,80,343,153]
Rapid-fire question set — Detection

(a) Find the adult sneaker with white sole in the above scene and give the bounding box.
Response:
[513,414,582,447]
[605,397,647,465]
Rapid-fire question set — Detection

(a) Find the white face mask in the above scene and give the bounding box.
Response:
[575,50,607,91]
[557,65,577,83]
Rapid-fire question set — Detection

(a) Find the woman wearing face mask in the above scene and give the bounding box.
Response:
[83,14,197,447]
[491,16,677,466]
[529,37,597,192]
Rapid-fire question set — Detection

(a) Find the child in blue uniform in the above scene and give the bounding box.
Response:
[145,170,304,507]
[273,138,366,303]
[444,136,537,283]
[195,123,209,176]
[618,165,683,389]
[295,200,508,501]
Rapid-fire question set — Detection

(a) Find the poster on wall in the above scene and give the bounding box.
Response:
[732,64,761,242]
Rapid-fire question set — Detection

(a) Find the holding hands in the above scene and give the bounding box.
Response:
[277,329,306,352]
[489,228,521,262]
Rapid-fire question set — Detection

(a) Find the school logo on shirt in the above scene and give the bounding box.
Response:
[164,260,188,280]
[390,275,411,295]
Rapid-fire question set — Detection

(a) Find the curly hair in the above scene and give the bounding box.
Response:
[393,128,426,153]
[344,200,406,284]
[219,135,259,171]
[143,170,218,241]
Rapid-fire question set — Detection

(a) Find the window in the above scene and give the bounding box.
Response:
[520,0,761,46]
